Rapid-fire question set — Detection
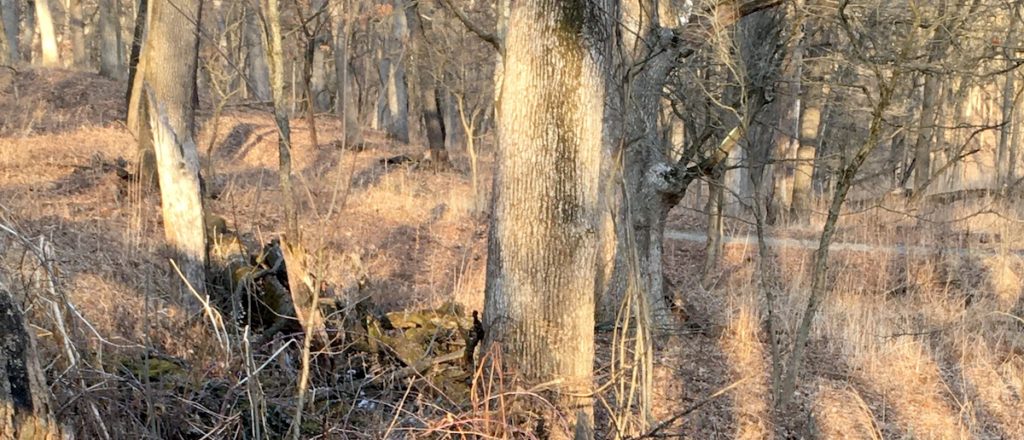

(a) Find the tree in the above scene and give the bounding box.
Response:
[0,287,67,439]
[375,0,410,143]
[331,0,363,147]
[482,0,613,436]
[99,0,124,78]
[34,0,59,67]
[0,0,20,63]
[68,0,86,66]
[405,0,448,165]
[140,0,207,301]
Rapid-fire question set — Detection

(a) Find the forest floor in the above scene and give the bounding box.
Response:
[2,68,1023,439]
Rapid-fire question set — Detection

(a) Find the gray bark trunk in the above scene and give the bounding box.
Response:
[405,1,447,164]
[0,0,20,63]
[332,0,362,147]
[484,0,613,436]
[68,0,86,66]
[143,0,207,301]
[244,4,270,101]
[375,0,409,143]
[99,0,124,78]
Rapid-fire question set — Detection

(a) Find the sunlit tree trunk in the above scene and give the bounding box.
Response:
[998,7,1019,187]
[483,0,613,436]
[143,0,207,300]
[790,80,824,223]
[33,0,59,67]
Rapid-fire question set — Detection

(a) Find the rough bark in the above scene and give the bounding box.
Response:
[143,0,207,301]
[483,0,612,436]
[126,0,147,103]
[702,164,725,288]
[0,0,20,63]
[68,0,86,66]
[0,288,66,440]
[33,0,58,67]
[98,0,123,78]
[405,0,447,165]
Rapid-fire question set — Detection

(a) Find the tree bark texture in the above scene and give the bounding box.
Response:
[143,0,207,300]
[68,0,86,66]
[260,0,298,239]
[1,288,67,440]
[483,0,613,436]
[98,0,123,78]
[0,0,20,63]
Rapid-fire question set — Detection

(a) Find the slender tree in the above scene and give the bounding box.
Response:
[0,0,20,63]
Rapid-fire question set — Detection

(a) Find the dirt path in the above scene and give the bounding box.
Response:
[665,229,1024,257]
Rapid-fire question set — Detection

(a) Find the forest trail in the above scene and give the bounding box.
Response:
[665,228,1024,257]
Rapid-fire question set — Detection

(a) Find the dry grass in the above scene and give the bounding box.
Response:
[2,67,1024,439]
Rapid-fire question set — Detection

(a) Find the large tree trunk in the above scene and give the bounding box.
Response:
[143,0,207,301]
[98,0,124,78]
[332,1,362,147]
[405,1,447,165]
[483,0,612,436]
[0,0,20,63]
[68,0,86,66]
[33,0,59,67]
[0,288,66,439]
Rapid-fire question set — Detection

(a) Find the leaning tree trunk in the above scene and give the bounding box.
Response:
[405,1,447,165]
[483,0,613,437]
[33,0,59,67]
[143,0,207,301]
[99,0,124,78]
[0,288,66,439]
